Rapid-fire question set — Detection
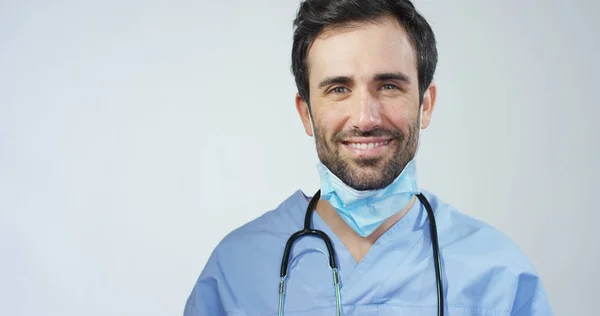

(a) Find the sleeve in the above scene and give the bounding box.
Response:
[183,278,227,316]
[510,270,553,316]
[183,247,244,316]
[511,290,553,316]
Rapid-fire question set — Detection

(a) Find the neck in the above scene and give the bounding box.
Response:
[315,196,416,263]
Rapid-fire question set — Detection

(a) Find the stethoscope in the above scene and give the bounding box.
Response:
[278,190,444,316]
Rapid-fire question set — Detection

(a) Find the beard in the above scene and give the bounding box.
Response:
[313,118,419,191]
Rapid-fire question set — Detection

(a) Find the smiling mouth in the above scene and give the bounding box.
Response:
[344,140,391,149]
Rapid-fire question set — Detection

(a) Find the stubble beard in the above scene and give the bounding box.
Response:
[314,119,419,191]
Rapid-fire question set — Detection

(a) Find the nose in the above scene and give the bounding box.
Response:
[351,90,382,132]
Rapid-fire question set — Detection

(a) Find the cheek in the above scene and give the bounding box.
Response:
[383,109,416,132]
[314,110,347,137]
[377,95,419,125]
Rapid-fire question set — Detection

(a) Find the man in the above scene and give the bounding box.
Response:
[184,0,552,315]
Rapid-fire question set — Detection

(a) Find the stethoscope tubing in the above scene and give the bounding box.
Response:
[279,190,444,316]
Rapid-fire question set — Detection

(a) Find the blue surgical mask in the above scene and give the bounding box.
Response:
[316,159,419,237]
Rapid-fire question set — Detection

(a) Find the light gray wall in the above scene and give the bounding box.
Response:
[1,0,598,315]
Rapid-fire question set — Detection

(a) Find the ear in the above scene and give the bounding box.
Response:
[420,82,437,129]
[295,93,314,136]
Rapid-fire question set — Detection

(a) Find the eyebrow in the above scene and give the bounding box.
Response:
[318,76,353,89]
[317,72,411,89]
[374,72,410,83]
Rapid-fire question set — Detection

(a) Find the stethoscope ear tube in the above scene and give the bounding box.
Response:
[417,193,444,316]
[280,190,338,278]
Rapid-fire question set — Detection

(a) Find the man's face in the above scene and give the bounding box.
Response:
[296,17,436,191]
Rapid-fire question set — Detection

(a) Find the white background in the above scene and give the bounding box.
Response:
[1,0,599,315]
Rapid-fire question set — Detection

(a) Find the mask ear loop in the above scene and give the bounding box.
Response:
[418,103,424,129]
[415,103,425,156]
[307,105,316,136]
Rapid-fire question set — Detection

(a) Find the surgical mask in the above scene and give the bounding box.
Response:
[316,159,419,237]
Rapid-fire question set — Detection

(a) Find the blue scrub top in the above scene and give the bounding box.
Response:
[184,190,552,315]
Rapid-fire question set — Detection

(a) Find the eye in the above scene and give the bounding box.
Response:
[330,86,349,94]
[380,84,399,90]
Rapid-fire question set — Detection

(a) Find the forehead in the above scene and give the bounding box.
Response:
[306,17,417,84]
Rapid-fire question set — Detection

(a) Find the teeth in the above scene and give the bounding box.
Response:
[348,140,388,149]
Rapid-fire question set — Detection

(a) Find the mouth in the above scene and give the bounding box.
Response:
[341,138,393,158]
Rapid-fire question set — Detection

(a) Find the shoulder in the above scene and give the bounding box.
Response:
[203,189,318,276]
[185,190,311,315]
[422,190,535,271]
[216,190,308,252]
[421,190,550,313]
[195,190,309,278]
